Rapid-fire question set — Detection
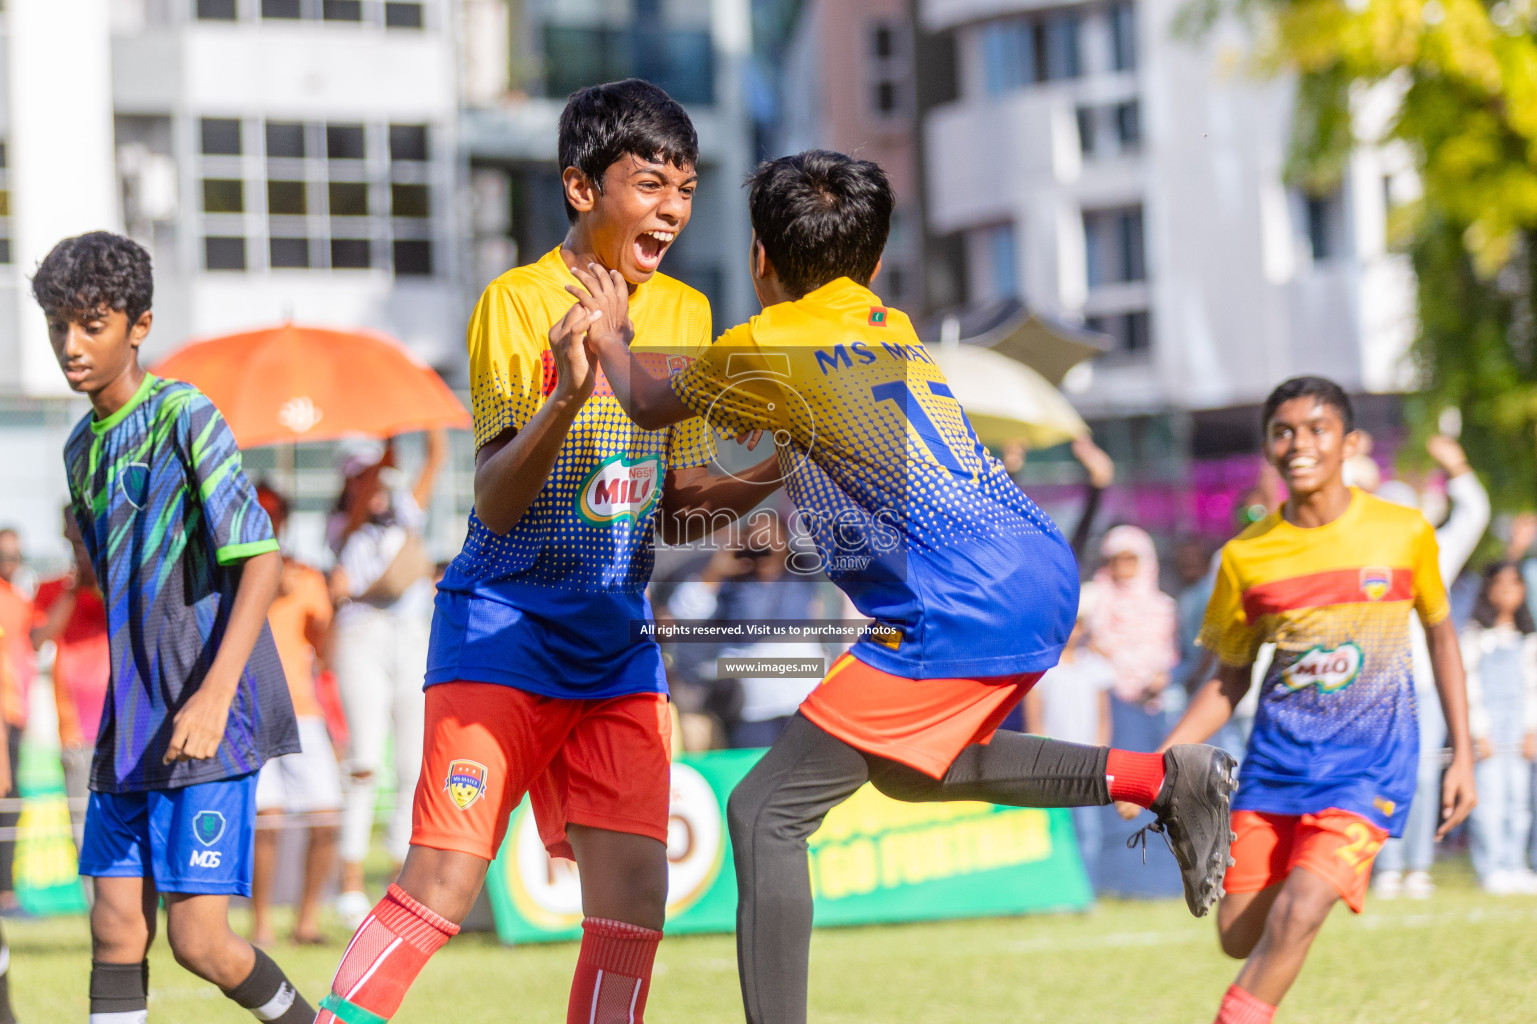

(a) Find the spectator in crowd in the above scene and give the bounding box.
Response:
[668,518,828,748]
[1090,524,1183,898]
[1024,585,1114,889]
[1090,525,1178,736]
[251,485,343,946]
[1461,562,1537,895]
[0,530,28,915]
[1173,536,1215,694]
[30,508,109,840]
[327,430,445,928]
[1373,434,1489,899]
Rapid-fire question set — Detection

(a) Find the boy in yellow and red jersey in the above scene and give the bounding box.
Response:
[571,149,1239,1024]
[1159,376,1477,1024]
[313,80,780,1024]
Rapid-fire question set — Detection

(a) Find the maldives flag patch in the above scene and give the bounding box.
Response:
[868,307,888,326]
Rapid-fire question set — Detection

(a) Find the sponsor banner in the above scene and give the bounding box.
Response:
[484,748,1092,944]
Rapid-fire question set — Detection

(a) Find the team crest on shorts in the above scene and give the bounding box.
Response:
[445,759,488,811]
[1359,566,1392,602]
[192,810,226,847]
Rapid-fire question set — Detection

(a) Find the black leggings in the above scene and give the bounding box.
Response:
[726,713,1112,1024]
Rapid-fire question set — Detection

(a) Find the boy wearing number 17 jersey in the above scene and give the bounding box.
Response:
[574,149,1240,1024]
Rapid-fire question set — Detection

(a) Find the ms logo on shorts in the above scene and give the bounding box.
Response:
[446,759,488,811]
[192,810,226,847]
[189,811,226,868]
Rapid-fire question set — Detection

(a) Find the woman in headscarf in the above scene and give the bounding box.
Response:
[1088,524,1178,735]
[1088,524,1183,898]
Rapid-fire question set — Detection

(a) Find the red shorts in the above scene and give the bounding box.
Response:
[1224,809,1388,914]
[411,682,672,861]
[798,652,1042,778]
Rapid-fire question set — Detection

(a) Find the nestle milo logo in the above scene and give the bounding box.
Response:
[1281,642,1363,695]
[577,453,662,524]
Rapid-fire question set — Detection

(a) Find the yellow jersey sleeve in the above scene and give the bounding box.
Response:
[1412,518,1451,627]
[1199,547,1264,668]
[664,308,718,470]
[467,279,546,451]
[671,324,795,437]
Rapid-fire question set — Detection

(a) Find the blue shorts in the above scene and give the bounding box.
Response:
[79,774,257,896]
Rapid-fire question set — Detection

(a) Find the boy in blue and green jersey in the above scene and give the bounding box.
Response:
[35,232,314,1024]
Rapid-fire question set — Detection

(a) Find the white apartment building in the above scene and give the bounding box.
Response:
[0,0,462,563]
[918,0,1419,420]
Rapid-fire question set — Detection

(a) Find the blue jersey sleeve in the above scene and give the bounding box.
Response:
[177,392,278,566]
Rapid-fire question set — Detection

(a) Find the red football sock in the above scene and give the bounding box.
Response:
[566,917,663,1024]
[315,883,459,1024]
[1106,749,1166,807]
[1213,984,1276,1024]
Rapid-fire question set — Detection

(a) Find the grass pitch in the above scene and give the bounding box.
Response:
[7,858,1534,1022]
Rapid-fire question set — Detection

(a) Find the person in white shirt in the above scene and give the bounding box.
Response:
[1371,434,1490,900]
[1461,562,1537,894]
[1025,585,1115,890]
[327,431,446,928]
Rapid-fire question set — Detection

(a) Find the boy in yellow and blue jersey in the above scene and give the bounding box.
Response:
[313,80,779,1024]
[573,149,1240,1024]
[36,231,313,1024]
[1160,376,1477,1024]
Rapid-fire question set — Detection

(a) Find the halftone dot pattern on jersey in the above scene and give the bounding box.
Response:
[451,248,715,594]
[429,249,716,700]
[668,278,1078,679]
[1200,492,1449,833]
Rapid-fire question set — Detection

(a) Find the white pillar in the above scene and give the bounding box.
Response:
[711,0,754,327]
[9,0,122,397]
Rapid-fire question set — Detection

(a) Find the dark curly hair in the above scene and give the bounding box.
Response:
[30,231,153,324]
[1261,375,1354,434]
[557,79,699,224]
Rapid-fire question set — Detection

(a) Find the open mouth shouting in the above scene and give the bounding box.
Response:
[633,228,677,274]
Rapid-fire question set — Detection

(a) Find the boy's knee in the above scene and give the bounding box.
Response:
[1266,886,1334,944]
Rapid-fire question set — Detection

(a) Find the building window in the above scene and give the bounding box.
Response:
[1086,310,1151,352]
[868,21,911,120]
[200,118,242,156]
[385,2,424,28]
[1078,100,1141,157]
[1306,189,1346,261]
[1110,2,1137,72]
[988,223,1019,300]
[980,12,1081,95]
[205,236,246,271]
[1041,14,1081,81]
[543,22,714,105]
[196,0,238,19]
[261,0,302,18]
[389,124,429,162]
[0,142,12,264]
[1084,205,1146,286]
[200,116,438,275]
[202,179,244,214]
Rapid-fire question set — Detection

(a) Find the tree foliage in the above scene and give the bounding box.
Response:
[1182,0,1537,506]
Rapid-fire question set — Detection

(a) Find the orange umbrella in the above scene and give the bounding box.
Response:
[153,323,470,447]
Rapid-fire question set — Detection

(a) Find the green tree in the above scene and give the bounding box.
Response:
[1182,0,1537,507]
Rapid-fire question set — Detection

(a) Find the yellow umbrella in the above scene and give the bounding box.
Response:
[925,343,1088,449]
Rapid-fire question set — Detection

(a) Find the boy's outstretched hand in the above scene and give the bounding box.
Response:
[567,263,634,353]
[547,301,601,403]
